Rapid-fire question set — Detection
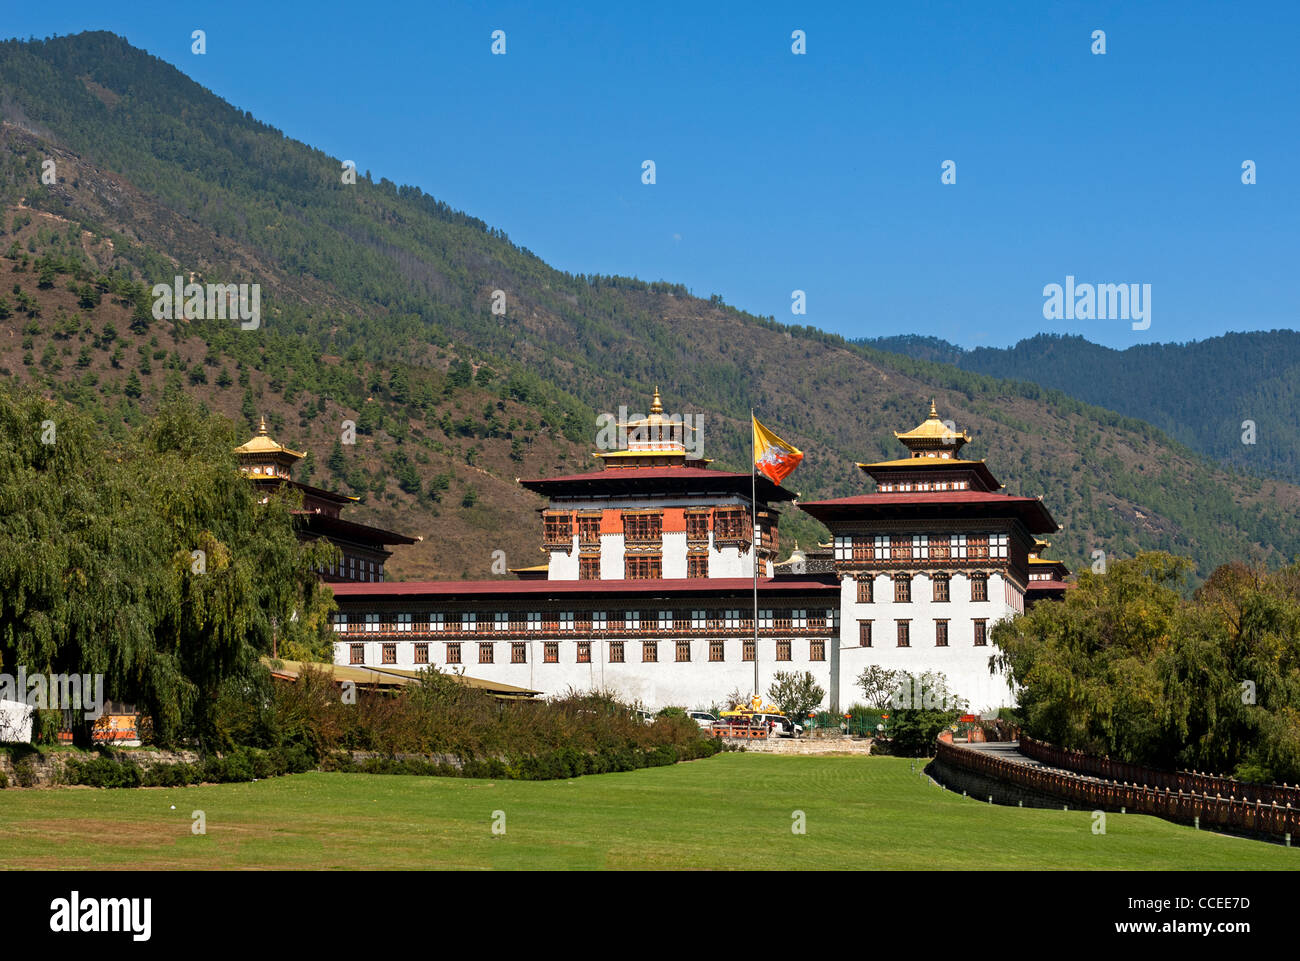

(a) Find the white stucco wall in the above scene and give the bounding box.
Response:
[835,572,1018,714]
[600,533,625,579]
[548,536,580,579]
[333,637,833,713]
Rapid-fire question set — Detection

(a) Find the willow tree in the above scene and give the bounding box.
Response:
[993,551,1300,781]
[0,384,335,747]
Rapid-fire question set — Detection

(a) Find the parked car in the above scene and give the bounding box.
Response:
[753,713,803,737]
[632,709,654,725]
[689,711,718,729]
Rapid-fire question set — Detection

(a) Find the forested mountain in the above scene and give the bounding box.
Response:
[1,31,1298,581]
[860,331,1300,485]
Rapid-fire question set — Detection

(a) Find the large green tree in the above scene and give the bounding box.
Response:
[993,551,1300,782]
[0,384,335,747]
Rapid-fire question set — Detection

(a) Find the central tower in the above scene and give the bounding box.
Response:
[519,390,796,581]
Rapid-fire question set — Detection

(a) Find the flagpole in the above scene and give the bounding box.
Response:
[751,408,759,703]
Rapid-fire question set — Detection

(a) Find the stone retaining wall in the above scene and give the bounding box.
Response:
[0,748,203,788]
[722,737,874,755]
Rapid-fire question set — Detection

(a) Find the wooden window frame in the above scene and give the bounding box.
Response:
[933,575,950,603]
[894,576,911,604]
[856,578,873,604]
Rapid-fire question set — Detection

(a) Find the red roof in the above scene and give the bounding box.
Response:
[330,576,839,599]
[519,467,797,502]
[523,467,733,484]
[1027,579,1073,591]
[291,511,419,545]
[799,490,1059,534]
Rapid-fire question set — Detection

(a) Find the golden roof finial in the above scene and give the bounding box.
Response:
[650,386,663,414]
[258,415,268,435]
[928,398,938,419]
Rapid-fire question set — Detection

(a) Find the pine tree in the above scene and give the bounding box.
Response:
[327,438,347,476]
[240,387,257,428]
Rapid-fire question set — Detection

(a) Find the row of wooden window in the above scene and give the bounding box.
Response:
[855,573,988,604]
[577,553,720,580]
[857,618,987,647]
[546,508,753,546]
[318,554,384,582]
[349,638,827,666]
[834,534,1010,562]
[335,608,839,634]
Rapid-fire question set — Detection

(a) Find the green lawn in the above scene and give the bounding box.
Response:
[1,754,1295,869]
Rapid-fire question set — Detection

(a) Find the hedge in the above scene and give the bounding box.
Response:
[56,739,721,788]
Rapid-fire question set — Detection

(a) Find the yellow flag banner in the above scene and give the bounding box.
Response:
[752,415,803,485]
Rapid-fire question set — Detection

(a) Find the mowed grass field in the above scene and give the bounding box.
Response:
[1,754,1296,870]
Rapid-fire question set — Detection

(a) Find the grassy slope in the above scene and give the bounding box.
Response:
[1,755,1294,870]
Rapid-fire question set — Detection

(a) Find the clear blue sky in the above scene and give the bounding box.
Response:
[7,0,1298,349]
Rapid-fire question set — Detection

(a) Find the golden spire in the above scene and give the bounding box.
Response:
[257,415,269,436]
[650,386,663,415]
[893,401,970,455]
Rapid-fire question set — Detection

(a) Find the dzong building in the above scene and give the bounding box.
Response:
[326,393,1069,714]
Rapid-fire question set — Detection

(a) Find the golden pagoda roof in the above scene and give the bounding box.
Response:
[893,400,970,449]
[595,388,708,464]
[594,448,713,463]
[615,386,698,432]
[234,417,306,460]
[855,457,986,470]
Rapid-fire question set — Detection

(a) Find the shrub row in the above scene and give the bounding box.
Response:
[55,738,722,788]
[60,744,315,789]
[323,738,722,781]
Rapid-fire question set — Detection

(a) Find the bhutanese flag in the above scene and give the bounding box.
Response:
[753,415,804,486]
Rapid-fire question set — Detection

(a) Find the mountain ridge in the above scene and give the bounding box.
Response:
[1,31,1297,581]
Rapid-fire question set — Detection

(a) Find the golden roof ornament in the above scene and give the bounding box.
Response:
[893,400,971,456]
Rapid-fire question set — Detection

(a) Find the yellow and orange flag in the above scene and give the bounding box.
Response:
[752,415,803,485]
